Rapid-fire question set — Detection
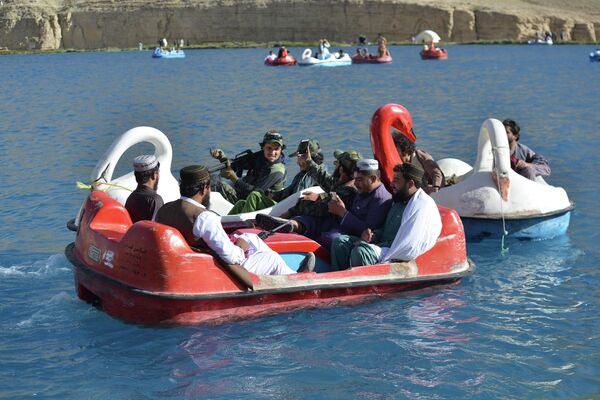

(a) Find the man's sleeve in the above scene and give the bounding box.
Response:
[193,212,245,265]
[526,149,551,177]
[340,197,392,236]
[234,165,286,198]
[306,161,336,192]
[151,195,164,221]
[416,149,445,187]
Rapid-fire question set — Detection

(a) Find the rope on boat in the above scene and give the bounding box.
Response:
[492,149,509,255]
[76,180,133,193]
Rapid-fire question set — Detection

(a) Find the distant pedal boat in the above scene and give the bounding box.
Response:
[153,47,186,59]
[351,52,392,64]
[298,49,352,67]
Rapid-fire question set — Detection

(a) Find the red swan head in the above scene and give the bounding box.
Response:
[370,104,416,190]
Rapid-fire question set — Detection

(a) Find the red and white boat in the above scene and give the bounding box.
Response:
[420,47,448,60]
[415,30,448,60]
[351,52,392,64]
[264,55,297,66]
[65,104,473,325]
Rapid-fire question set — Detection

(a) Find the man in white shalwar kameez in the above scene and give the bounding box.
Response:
[330,162,441,269]
[156,165,315,283]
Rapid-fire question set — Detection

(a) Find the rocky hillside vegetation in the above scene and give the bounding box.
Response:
[1,0,599,50]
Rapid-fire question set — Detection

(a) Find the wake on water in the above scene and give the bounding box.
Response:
[0,253,70,277]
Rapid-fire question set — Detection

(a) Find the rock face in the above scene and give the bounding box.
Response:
[0,0,599,50]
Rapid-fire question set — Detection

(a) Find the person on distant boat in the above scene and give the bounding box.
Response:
[393,131,445,193]
[377,33,388,57]
[228,139,324,214]
[210,130,287,204]
[157,38,167,53]
[277,46,288,58]
[330,162,441,269]
[125,155,164,223]
[155,165,315,280]
[318,38,331,60]
[256,157,393,250]
[265,50,277,62]
[503,119,551,180]
[357,47,369,58]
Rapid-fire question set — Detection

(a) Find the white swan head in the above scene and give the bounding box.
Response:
[90,126,179,205]
[473,118,511,200]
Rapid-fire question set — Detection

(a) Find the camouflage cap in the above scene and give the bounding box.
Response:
[260,130,285,147]
[333,149,363,172]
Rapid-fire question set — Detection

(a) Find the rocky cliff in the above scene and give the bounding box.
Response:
[1,0,599,50]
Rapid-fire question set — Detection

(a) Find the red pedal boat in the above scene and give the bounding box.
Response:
[264,55,297,66]
[65,104,473,325]
[351,53,392,64]
[420,47,448,60]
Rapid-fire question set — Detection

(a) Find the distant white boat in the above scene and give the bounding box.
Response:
[527,38,553,45]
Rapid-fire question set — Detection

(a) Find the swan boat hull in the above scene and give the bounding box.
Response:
[298,49,352,67]
[153,48,185,58]
[66,191,473,325]
[461,208,572,241]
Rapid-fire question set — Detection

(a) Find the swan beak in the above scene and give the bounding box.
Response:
[492,172,510,201]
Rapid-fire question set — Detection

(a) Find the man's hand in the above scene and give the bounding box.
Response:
[301,191,320,202]
[328,195,346,217]
[515,159,528,169]
[210,148,226,161]
[234,238,249,251]
[220,167,238,181]
[360,228,374,243]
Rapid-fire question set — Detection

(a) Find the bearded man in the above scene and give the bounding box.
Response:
[156,165,314,283]
[330,162,441,270]
[125,155,163,223]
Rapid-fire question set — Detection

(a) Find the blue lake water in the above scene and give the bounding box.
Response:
[1,45,599,399]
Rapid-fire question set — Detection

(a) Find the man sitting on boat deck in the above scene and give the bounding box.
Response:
[393,131,445,194]
[255,149,360,247]
[330,162,442,270]
[503,119,551,181]
[256,157,392,250]
[211,130,287,205]
[124,155,164,223]
[284,148,362,220]
[228,139,324,214]
[156,165,315,279]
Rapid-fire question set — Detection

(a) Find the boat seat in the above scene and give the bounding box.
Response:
[233,228,333,273]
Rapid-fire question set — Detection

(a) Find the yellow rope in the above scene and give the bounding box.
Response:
[76,180,133,192]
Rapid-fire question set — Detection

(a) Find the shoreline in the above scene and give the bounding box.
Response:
[0,40,595,56]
